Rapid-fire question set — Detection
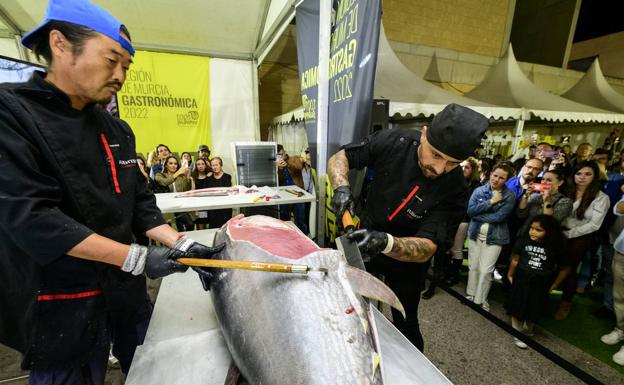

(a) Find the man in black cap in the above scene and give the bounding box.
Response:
[198,144,211,161]
[328,103,489,351]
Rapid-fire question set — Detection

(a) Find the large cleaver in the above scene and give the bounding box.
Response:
[335,211,366,271]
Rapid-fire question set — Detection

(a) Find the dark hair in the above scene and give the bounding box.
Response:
[30,21,132,65]
[277,144,284,153]
[192,158,209,179]
[162,155,180,174]
[571,160,601,220]
[594,147,612,160]
[156,144,171,153]
[543,168,570,196]
[538,142,553,149]
[492,162,515,181]
[479,157,493,181]
[526,214,566,257]
[136,154,147,172]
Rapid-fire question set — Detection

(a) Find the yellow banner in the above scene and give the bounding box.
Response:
[118,51,210,156]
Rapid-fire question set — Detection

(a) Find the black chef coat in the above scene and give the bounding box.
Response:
[344,127,468,248]
[0,72,165,369]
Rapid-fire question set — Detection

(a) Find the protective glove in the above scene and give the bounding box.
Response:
[122,244,190,279]
[332,186,355,227]
[175,237,225,291]
[345,229,393,260]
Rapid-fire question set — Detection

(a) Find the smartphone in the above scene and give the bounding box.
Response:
[530,182,550,192]
[276,154,283,162]
[181,159,189,168]
[543,150,560,159]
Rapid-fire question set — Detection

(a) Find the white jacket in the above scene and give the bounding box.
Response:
[562,190,610,239]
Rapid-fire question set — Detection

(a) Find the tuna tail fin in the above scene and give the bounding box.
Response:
[344,266,406,318]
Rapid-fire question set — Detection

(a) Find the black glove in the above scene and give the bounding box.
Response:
[332,186,354,227]
[175,237,225,291]
[143,246,191,279]
[345,229,389,259]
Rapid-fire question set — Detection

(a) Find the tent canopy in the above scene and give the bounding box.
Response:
[562,58,624,113]
[465,45,624,123]
[0,0,294,60]
[272,24,523,126]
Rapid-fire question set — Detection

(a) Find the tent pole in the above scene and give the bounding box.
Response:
[315,1,331,247]
[511,114,525,154]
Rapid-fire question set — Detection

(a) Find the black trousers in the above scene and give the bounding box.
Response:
[367,256,427,352]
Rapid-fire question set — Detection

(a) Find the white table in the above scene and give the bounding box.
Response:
[125,229,452,385]
[156,185,315,214]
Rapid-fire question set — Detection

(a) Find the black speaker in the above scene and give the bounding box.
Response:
[370,99,389,133]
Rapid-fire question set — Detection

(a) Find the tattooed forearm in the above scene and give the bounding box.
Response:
[328,149,351,188]
[389,236,437,262]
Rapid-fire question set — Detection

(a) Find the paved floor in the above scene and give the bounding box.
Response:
[419,283,624,385]
[1,281,623,384]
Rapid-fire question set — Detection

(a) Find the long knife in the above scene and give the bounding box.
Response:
[177,258,328,274]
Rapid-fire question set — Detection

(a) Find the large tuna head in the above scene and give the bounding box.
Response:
[208,214,403,385]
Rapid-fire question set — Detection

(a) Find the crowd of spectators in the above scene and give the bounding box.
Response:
[138,143,233,231]
[425,139,624,364]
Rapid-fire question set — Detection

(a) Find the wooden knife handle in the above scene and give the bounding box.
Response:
[342,211,355,231]
[177,258,304,273]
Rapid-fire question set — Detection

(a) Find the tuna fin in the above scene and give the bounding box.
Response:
[344,265,406,318]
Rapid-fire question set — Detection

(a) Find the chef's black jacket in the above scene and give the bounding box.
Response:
[0,72,165,369]
[345,127,468,247]
[344,127,469,351]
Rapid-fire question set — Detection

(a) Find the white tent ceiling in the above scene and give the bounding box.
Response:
[272,25,523,125]
[0,0,294,60]
[465,45,624,123]
[562,58,624,113]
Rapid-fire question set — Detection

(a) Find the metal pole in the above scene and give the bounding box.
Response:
[315,1,331,247]
[511,115,525,154]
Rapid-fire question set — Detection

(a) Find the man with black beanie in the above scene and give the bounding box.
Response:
[328,103,489,351]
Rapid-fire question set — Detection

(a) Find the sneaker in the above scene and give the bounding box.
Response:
[481,302,490,312]
[465,295,474,301]
[493,269,503,281]
[513,338,528,349]
[601,328,624,345]
[614,346,624,366]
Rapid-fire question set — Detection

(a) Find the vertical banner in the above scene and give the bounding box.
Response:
[295,0,382,162]
[117,51,211,154]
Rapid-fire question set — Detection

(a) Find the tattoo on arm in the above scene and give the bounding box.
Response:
[328,150,350,188]
[390,237,436,261]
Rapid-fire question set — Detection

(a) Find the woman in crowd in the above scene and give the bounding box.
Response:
[206,157,233,228]
[192,158,212,230]
[423,157,481,299]
[466,162,516,311]
[555,161,610,320]
[517,168,573,230]
[507,215,569,349]
[181,151,194,170]
[446,157,482,284]
[155,155,195,231]
[478,157,493,185]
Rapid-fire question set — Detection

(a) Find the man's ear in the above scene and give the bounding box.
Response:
[49,30,69,57]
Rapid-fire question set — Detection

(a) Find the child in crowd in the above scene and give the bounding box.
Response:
[507,215,570,349]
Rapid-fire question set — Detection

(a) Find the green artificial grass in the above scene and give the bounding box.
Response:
[454,265,624,374]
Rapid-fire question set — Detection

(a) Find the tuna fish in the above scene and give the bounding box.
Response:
[208,214,404,385]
